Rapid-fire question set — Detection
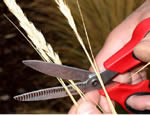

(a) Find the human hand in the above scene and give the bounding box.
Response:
[69,1,150,114]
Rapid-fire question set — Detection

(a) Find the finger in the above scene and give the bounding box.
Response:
[113,72,131,84]
[113,71,146,85]
[126,95,150,111]
[99,95,115,113]
[134,33,150,62]
[114,64,147,85]
[134,41,150,62]
[131,71,146,84]
[129,65,147,84]
[77,101,102,114]
[139,70,147,80]
[131,70,147,84]
[68,90,100,114]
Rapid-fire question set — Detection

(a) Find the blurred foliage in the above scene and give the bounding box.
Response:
[0,0,144,113]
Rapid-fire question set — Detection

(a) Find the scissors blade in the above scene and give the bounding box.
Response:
[14,68,118,101]
[14,81,91,101]
[23,60,91,81]
[14,69,117,101]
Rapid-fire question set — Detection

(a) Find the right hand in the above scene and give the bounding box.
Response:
[69,0,150,114]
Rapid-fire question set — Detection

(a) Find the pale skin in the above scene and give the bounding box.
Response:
[69,0,150,114]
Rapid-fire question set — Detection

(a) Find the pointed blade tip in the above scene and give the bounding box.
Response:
[22,60,32,65]
[13,95,23,101]
[22,60,39,66]
[22,60,27,64]
[22,60,34,63]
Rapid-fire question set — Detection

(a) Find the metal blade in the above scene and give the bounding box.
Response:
[14,68,118,101]
[14,81,91,101]
[99,69,118,84]
[23,60,91,81]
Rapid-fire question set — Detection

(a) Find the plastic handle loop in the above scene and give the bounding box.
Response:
[104,18,150,73]
[100,18,150,113]
[98,80,150,113]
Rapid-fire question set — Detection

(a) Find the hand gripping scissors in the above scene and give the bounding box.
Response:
[14,18,150,113]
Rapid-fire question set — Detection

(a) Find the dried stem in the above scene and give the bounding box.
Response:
[4,0,78,107]
[55,0,117,114]
[129,62,150,80]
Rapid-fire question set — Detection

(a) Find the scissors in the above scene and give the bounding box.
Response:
[14,18,150,113]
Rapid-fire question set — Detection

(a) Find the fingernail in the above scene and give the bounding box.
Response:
[77,101,100,114]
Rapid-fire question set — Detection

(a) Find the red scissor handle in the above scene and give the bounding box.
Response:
[100,18,150,113]
[98,80,150,113]
[104,18,150,73]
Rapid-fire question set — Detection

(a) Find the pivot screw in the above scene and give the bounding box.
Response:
[92,79,98,87]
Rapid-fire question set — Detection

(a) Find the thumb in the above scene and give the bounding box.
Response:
[126,95,150,111]
[134,34,150,62]
[77,101,101,114]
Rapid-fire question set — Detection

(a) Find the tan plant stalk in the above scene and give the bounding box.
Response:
[55,0,117,114]
[4,0,78,107]
[76,0,96,66]
[76,0,103,111]
[129,62,150,80]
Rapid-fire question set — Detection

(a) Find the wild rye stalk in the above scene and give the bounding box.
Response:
[3,0,81,107]
[55,0,117,113]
